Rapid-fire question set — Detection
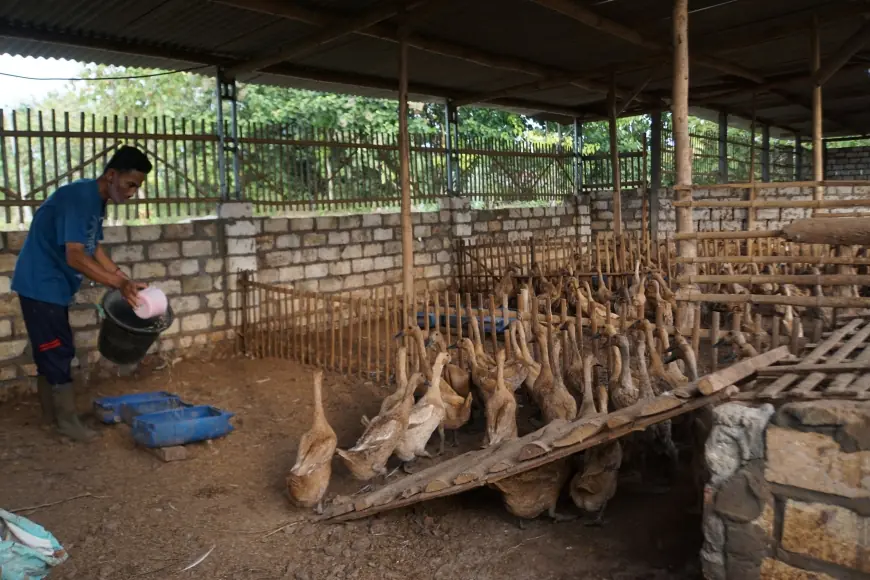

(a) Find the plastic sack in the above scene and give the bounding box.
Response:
[0,509,68,580]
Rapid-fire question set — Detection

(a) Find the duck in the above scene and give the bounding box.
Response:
[286,371,337,514]
[630,319,685,392]
[569,358,623,526]
[562,323,585,400]
[628,260,647,319]
[427,331,472,398]
[528,323,577,423]
[394,353,449,471]
[596,270,614,305]
[483,349,518,447]
[633,335,679,477]
[336,373,423,481]
[609,334,640,411]
[651,279,674,330]
[361,346,410,428]
[468,316,497,368]
[664,332,699,382]
[714,329,758,363]
[510,321,541,391]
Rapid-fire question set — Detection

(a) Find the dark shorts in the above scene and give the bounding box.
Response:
[19,296,75,385]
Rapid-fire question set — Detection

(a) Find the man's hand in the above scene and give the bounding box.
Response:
[120,279,148,308]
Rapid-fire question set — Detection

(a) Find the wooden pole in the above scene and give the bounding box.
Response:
[398,23,415,303]
[609,72,623,237]
[811,16,824,211]
[673,0,695,330]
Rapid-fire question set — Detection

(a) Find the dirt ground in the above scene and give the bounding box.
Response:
[0,354,704,580]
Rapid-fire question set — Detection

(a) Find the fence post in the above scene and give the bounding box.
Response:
[215,68,241,201]
[795,134,803,181]
[761,125,771,182]
[445,99,460,196]
[649,111,662,242]
[573,118,583,195]
[718,111,728,184]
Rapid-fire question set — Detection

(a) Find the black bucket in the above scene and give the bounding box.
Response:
[98,289,175,366]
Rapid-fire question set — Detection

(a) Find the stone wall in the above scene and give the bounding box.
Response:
[0,198,585,400]
[702,401,870,580]
[827,146,870,180]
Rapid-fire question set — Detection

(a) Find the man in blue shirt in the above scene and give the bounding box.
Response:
[12,146,150,442]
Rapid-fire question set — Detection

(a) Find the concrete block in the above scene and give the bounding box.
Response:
[304,263,328,279]
[362,214,382,227]
[181,313,211,333]
[162,223,194,239]
[112,245,145,263]
[227,238,255,255]
[183,275,214,294]
[315,216,338,231]
[225,220,259,237]
[318,247,340,261]
[290,217,314,232]
[168,259,201,278]
[228,256,257,272]
[102,226,127,244]
[328,231,350,245]
[133,262,167,280]
[148,242,180,260]
[182,240,212,257]
[373,228,393,241]
[303,233,328,246]
[130,225,162,242]
[342,245,364,260]
[264,218,289,233]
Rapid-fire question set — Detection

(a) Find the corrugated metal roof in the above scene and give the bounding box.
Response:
[1,0,869,135]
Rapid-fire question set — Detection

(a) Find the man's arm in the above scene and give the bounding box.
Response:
[66,244,144,305]
[94,245,126,279]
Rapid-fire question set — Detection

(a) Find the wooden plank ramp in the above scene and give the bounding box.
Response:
[737,317,870,402]
[318,347,791,522]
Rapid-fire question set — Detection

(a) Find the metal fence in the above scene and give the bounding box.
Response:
[661,127,813,185]
[0,109,653,225]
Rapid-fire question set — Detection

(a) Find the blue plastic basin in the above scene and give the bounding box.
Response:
[131,405,235,448]
[93,391,179,424]
[120,396,186,425]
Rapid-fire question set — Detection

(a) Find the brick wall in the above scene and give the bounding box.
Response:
[702,401,870,580]
[826,146,870,180]
[0,198,584,400]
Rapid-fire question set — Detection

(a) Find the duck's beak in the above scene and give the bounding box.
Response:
[394,330,406,339]
[591,332,602,340]
[663,353,679,364]
[447,343,459,350]
[712,339,726,348]
[424,335,435,347]
[664,343,678,354]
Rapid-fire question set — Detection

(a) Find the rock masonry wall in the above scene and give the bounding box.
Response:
[0,198,586,401]
[702,401,870,580]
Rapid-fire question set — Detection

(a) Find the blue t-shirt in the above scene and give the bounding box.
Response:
[12,179,106,306]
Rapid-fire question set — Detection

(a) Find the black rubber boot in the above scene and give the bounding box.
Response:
[36,376,55,424]
[52,383,97,442]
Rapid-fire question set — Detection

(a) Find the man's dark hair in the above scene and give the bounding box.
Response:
[105,146,153,175]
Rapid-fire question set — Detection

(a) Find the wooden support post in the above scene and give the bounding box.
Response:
[718,111,728,184]
[673,0,696,330]
[811,16,824,211]
[609,73,623,237]
[398,24,414,302]
[649,111,662,241]
[748,101,758,234]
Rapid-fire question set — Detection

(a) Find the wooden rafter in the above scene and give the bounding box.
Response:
[213,0,648,100]
[813,19,870,86]
[226,0,424,77]
[531,0,861,133]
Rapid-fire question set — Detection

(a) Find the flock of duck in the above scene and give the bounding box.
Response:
[285,263,722,525]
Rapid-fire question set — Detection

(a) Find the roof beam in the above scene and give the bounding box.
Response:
[213,0,643,100]
[530,0,765,84]
[531,0,862,132]
[0,18,590,120]
[813,19,870,86]
[225,0,420,78]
